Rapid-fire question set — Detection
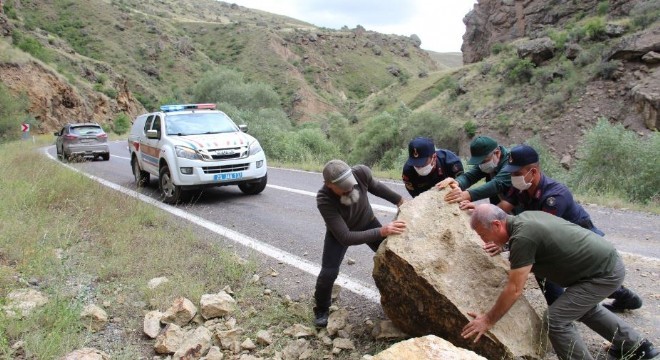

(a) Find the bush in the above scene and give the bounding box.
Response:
[350,111,402,166]
[491,43,512,55]
[0,83,29,142]
[630,1,660,30]
[192,69,281,111]
[504,57,535,84]
[400,110,459,153]
[594,60,621,80]
[12,31,51,63]
[568,119,660,204]
[464,120,477,138]
[112,113,131,135]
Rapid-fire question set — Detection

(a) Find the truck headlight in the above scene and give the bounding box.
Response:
[249,141,263,156]
[175,146,201,160]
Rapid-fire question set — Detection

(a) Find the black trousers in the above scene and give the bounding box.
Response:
[314,218,382,311]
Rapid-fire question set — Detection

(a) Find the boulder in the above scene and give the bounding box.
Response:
[607,27,660,61]
[373,188,546,360]
[516,37,556,65]
[373,335,486,360]
[631,68,660,130]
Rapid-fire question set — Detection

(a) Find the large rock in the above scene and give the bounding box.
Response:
[373,335,486,360]
[631,67,660,130]
[373,188,545,360]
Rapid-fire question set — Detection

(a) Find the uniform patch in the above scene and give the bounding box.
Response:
[546,196,556,206]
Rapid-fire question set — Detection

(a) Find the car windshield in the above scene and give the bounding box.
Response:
[165,113,239,135]
[71,126,103,135]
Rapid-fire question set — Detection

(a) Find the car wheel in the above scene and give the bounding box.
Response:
[102,153,110,161]
[132,156,150,186]
[159,164,182,204]
[238,174,267,195]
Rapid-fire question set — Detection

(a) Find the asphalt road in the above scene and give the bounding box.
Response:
[43,140,660,305]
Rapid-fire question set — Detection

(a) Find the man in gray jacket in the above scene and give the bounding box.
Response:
[314,160,406,327]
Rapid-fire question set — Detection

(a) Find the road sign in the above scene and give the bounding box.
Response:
[21,123,29,132]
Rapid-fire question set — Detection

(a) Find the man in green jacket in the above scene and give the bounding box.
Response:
[437,136,512,205]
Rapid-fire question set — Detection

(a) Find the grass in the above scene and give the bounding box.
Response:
[0,137,313,358]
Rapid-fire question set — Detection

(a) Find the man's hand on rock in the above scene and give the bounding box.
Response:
[461,312,493,343]
[435,177,458,190]
[380,220,406,237]
[458,200,476,212]
[444,188,471,203]
[483,242,503,257]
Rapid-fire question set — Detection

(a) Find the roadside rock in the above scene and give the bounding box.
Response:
[3,288,49,318]
[373,188,545,359]
[161,297,197,327]
[62,347,110,360]
[80,304,108,332]
[373,335,486,360]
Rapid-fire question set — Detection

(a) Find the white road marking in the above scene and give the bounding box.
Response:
[43,147,381,303]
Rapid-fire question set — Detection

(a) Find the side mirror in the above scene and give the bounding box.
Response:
[146,129,159,139]
[239,124,248,133]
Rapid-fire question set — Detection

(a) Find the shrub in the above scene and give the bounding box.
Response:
[192,69,281,111]
[464,120,477,138]
[350,111,402,166]
[594,60,621,80]
[0,83,29,142]
[13,32,51,63]
[400,110,459,153]
[112,113,131,135]
[504,57,535,84]
[597,1,609,16]
[630,1,660,30]
[491,42,511,55]
[583,17,607,41]
[568,119,660,204]
[497,114,512,135]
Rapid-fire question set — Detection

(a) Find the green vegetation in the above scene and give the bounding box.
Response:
[0,139,312,358]
[0,83,30,142]
[112,113,131,135]
[568,119,659,204]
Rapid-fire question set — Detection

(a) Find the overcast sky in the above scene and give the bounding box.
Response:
[226,0,477,53]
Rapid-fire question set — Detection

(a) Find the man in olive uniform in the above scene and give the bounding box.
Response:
[462,204,658,360]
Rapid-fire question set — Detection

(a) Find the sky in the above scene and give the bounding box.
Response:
[226,0,477,53]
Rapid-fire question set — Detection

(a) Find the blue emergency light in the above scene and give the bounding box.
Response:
[160,103,217,112]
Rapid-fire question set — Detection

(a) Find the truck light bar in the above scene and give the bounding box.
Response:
[160,103,217,112]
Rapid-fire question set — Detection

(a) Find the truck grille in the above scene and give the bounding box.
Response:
[207,147,247,160]
[202,163,250,174]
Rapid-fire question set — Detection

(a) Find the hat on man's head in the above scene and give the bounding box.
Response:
[406,137,435,167]
[323,159,358,191]
[467,136,498,165]
[502,144,539,172]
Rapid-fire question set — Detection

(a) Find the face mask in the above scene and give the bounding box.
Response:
[511,169,533,191]
[479,159,497,173]
[414,162,434,176]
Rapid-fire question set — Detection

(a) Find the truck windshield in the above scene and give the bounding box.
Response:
[165,113,239,135]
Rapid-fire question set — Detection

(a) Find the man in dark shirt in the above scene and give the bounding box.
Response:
[402,137,464,198]
[437,136,512,205]
[314,160,406,327]
[462,204,658,360]
[462,145,643,312]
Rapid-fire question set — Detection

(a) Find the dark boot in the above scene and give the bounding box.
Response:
[603,285,643,312]
[313,307,329,327]
[608,339,659,359]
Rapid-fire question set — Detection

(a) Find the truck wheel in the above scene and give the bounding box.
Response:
[159,164,182,204]
[238,174,267,195]
[132,156,150,186]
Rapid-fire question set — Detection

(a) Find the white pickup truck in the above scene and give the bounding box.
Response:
[127,103,267,203]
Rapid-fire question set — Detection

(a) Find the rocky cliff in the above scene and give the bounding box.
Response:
[461,0,641,64]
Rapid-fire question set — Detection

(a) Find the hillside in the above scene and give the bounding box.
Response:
[0,0,658,164]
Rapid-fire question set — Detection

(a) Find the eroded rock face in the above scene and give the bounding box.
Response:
[373,188,545,360]
[462,0,642,64]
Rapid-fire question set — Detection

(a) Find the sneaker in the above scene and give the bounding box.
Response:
[314,308,329,327]
[604,286,643,312]
[608,339,660,359]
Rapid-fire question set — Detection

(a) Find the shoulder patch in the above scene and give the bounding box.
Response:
[546,196,556,207]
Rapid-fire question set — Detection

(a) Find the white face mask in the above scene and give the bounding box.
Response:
[511,169,533,191]
[479,158,497,173]
[414,162,434,176]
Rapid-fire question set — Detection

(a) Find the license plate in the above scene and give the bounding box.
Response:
[214,172,243,181]
[80,139,94,143]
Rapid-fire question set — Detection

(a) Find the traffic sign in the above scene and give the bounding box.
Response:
[21,123,29,132]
